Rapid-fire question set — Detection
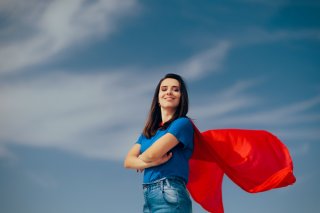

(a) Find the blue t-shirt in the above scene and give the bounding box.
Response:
[136,117,194,184]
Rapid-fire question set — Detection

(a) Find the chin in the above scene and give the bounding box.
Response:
[163,105,179,109]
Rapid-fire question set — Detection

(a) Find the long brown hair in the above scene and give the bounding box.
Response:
[142,73,189,138]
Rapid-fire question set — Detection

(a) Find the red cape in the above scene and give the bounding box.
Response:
[187,123,296,213]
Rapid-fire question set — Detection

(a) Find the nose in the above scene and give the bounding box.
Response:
[167,89,173,95]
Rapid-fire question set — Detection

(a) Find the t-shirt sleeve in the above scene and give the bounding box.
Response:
[135,134,143,145]
[167,117,194,150]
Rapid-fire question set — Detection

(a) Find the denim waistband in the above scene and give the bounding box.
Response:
[142,176,186,190]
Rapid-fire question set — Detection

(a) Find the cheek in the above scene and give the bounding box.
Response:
[158,92,164,99]
[175,95,181,104]
[158,93,165,103]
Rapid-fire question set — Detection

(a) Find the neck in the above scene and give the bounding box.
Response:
[161,108,176,123]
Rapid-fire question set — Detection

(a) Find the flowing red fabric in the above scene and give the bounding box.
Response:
[187,124,296,213]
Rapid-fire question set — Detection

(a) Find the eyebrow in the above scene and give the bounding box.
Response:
[160,85,180,88]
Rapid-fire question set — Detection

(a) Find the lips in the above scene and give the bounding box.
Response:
[165,97,175,100]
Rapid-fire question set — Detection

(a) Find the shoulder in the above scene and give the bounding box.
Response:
[172,117,192,125]
[168,117,194,147]
[169,117,193,131]
[136,133,146,143]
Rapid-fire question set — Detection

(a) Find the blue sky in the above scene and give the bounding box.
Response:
[0,0,319,212]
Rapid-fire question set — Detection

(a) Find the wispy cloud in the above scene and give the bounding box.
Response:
[190,79,260,119]
[214,95,320,127]
[233,28,320,47]
[191,82,320,142]
[175,41,231,80]
[1,69,318,161]
[0,70,153,160]
[0,39,233,161]
[0,36,318,161]
[148,41,231,81]
[0,0,139,74]
[0,37,229,161]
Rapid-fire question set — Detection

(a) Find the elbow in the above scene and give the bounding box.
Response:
[123,161,128,169]
[123,159,130,169]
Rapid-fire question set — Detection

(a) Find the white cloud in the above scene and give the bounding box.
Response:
[0,41,232,161]
[234,28,320,47]
[213,95,320,127]
[151,41,231,81]
[190,81,320,142]
[1,69,318,161]
[0,70,152,160]
[0,37,318,161]
[274,128,320,142]
[0,0,139,74]
[131,40,232,83]
[175,41,231,80]
[190,79,259,119]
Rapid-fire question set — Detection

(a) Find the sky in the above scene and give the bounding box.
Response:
[0,0,319,212]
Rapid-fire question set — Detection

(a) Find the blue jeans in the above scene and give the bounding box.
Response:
[142,177,192,213]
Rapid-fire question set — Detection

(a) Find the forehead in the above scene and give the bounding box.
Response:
[160,78,180,87]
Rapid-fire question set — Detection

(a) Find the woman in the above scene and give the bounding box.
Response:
[124,73,194,213]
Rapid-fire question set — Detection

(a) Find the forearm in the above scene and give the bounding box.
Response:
[124,142,173,170]
[138,133,179,162]
[138,152,156,163]
[124,155,157,170]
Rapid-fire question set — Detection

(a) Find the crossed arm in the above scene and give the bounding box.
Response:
[124,133,179,170]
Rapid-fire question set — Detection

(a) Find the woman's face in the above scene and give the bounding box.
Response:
[158,78,181,110]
